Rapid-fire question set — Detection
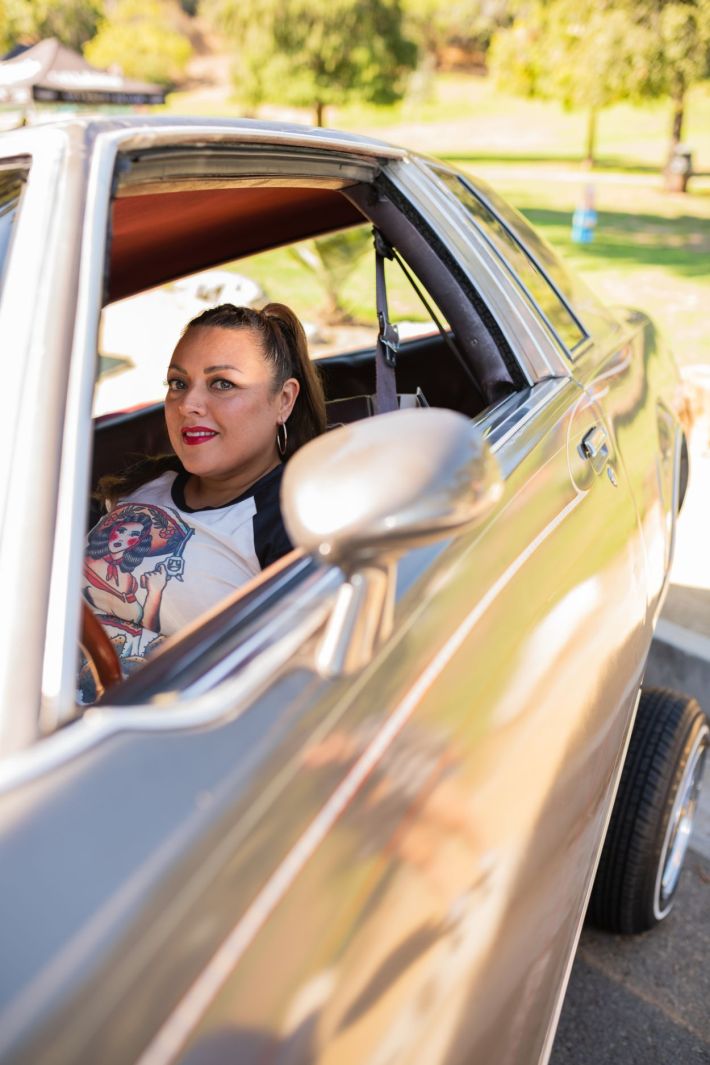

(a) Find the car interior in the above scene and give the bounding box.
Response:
[92,171,525,485]
[83,157,527,703]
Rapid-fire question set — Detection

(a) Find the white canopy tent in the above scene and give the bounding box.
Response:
[0,38,166,112]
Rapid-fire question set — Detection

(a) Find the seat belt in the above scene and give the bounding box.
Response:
[372,228,399,415]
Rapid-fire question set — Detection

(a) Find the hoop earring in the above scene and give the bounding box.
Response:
[276,421,288,457]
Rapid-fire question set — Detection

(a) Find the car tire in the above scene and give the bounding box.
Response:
[588,687,708,934]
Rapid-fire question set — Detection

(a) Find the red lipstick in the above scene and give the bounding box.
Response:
[181,425,218,446]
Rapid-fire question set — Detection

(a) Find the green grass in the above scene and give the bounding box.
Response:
[165,73,710,173]
[333,75,710,174]
[457,167,710,364]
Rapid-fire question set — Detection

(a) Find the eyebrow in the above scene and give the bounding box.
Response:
[168,364,243,375]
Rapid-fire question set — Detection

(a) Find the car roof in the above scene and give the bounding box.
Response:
[3,116,408,300]
[5,113,407,160]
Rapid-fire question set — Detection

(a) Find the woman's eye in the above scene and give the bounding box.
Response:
[211,378,235,391]
[166,378,186,392]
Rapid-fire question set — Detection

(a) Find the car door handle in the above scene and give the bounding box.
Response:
[579,425,609,475]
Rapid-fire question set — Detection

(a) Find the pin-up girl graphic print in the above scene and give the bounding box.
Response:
[83,502,193,651]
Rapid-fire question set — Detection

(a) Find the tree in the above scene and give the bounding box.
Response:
[1,0,104,52]
[489,0,657,165]
[647,0,710,156]
[489,0,710,167]
[84,0,192,87]
[201,0,418,126]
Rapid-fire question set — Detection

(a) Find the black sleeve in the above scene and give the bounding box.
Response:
[252,466,294,570]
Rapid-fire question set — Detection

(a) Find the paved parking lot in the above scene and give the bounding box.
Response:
[551,848,709,1065]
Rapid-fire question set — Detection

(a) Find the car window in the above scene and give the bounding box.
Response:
[81,159,525,710]
[94,222,450,417]
[0,167,27,298]
[430,164,587,355]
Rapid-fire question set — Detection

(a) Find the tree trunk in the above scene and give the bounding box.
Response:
[315,100,325,127]
[669,92,685,157]
[664,90,690,192]
[584,108,598,168]
[671,99,684,147]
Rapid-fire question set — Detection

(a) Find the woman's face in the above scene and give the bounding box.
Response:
[108,521,144,559]
[165,326,298,487]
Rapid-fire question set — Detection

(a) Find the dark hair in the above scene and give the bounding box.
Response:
[86,510,154,573]
[96,454,182,509]
[185,302,326,459]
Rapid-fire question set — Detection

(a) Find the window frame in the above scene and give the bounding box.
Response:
[427,161,590,360]
[38,124,578,750]
[39,129,406,739]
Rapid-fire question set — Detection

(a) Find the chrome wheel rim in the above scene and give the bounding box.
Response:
[654,723,708,919]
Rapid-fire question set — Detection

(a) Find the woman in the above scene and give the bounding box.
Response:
[83,301,326,673]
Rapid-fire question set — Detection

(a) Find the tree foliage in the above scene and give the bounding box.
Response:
[84,0,192,87]
[202,0,418,125]
[1,0,104,53]
[489,0,710,163]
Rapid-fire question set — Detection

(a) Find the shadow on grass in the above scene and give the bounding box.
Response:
[518,206,710,277]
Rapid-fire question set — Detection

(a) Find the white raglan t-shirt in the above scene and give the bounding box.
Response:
[82,465,291,679]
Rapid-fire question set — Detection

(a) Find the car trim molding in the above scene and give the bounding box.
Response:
[93,120,405,163]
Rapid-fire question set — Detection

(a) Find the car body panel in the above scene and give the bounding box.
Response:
[0,117,688,1065]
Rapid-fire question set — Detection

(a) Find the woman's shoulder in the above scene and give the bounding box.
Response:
[121,469,180,506]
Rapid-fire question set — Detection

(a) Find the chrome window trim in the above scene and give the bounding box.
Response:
[0,154,32,566]
[476,377,570,451]
[433,165,589,359]
[117,145,379,191]
[87,118,404,164]
[397,157,572,382]
[40,126,117,733]
[0,127,89,756]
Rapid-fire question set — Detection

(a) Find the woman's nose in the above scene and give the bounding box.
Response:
[178,383,207,415]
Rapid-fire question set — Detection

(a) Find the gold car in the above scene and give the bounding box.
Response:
[0,118,706,1065]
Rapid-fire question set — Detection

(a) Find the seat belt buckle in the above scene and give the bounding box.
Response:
[377,311,399,367]
[373,229,395,260]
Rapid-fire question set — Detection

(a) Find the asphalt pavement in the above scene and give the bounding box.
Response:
[550,380,710,1065]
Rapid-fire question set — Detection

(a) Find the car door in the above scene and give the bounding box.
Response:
[151,406,648,1065]
[99,156,649,1064]
[0,125,650,1065]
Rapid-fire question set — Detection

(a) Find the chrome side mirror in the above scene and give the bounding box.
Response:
[282,408,503,675]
